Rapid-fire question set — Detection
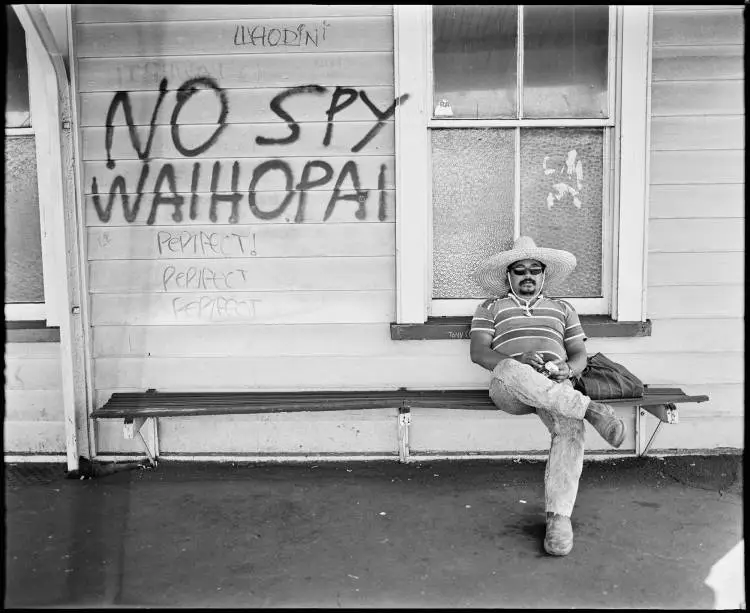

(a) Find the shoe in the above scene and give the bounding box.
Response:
[544,513,573,556]
[585,401,626,448]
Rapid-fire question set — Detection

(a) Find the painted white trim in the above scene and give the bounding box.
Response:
[513,128,521,239]
[601,128,614,313]
[607,5,618,119]
[517,5,524,119]
[639,10,655,323]
[66,3,96,465]
[615,6,652,322]
[4,303,47,320]
[5,455,67,463]
[66,4,95,461]
[5,127,35,136]
[429,118,616,128]
[394,5,652,322]
[25,21,63,328]
[394,5,432,323]
[15,4,90,472]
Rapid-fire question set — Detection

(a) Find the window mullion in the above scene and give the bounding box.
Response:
[517,5,524,120]
[514,127,521,240]
[394,5,432,323]
[428,118,616,128]
[607,5,618,119]
[514,5,524,239]
[601,127,614,309]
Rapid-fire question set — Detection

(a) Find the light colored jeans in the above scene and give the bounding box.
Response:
[490,358,593,517]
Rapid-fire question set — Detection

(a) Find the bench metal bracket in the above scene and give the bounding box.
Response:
[398,405,412,464]
[636,403,678,457]
[123,416,159,466]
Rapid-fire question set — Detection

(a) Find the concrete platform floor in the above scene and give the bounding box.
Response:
[4,454,744,609]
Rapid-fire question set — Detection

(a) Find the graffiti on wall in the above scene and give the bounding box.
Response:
[233,21,330,48]
[91,77,409,225]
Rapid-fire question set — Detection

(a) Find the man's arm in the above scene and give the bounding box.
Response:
[550,336,587,381]
[470,331,509,371]
[470,331,545,373]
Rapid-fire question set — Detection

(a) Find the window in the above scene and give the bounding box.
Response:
[5,5,46,320]
[394,6,652,324]
[4,5,62,325]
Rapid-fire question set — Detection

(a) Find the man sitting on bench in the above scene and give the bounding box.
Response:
[470,236,626,557]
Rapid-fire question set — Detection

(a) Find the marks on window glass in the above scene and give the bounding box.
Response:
[543,149,584,210]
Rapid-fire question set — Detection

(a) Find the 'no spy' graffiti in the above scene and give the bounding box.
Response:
[92,77,410,225]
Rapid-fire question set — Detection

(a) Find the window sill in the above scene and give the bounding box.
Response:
[6,320,60,343]
[391,316,652,341]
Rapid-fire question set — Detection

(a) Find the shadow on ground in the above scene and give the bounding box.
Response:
[4,454,743,608]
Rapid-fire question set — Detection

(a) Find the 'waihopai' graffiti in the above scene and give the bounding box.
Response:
[92,77,409,225]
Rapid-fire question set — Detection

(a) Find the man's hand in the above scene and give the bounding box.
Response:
[517,351,545,372]
[548,358,573,382]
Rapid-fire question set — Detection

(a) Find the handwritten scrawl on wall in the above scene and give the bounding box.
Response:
[91,78,409,225]
[87,15,407,324]
[233,21,330,48]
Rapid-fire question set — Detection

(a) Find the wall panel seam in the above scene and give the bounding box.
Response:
[648,218,744,222]
[651,113,745,118]
[652,79,743,85]
[651,43,743,49]
[77,49,395,60]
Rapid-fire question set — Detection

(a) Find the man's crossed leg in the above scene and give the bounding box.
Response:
[489,358,625,556]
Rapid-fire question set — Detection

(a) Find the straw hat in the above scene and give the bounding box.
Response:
[473,236,577,296]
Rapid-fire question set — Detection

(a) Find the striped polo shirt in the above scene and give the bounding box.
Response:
[470,294,586,362]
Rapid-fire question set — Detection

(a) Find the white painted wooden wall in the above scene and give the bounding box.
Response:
[637,5,744,450]
[71,4,743,458]
[73,5,409,456]
[5,343,66,455]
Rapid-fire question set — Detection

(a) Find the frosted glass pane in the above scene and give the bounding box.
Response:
[520,129,603,297]
[432,5,517,119]
[432,129,515,298]
[5,136,44,304]
[6,6,31,128]
[523,6,609,118]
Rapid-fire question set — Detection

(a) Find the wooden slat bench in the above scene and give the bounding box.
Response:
[91,387,709,464]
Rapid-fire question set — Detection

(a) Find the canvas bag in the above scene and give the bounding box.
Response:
[572,353,644,400]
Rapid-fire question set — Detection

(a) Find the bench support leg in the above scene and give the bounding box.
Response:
[398,407,411,464]
[123,417,159,466]
[641,421,663,457]
[637,404,677,457]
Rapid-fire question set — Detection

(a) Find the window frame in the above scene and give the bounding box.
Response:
[393,5,652,324]
[4,6,64,326]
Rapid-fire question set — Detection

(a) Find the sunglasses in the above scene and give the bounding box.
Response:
[509,265,544,276]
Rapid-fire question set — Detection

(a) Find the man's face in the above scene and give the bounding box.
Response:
[508,258,545,298]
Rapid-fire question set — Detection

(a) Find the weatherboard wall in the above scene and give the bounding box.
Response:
[70,5,743,458]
